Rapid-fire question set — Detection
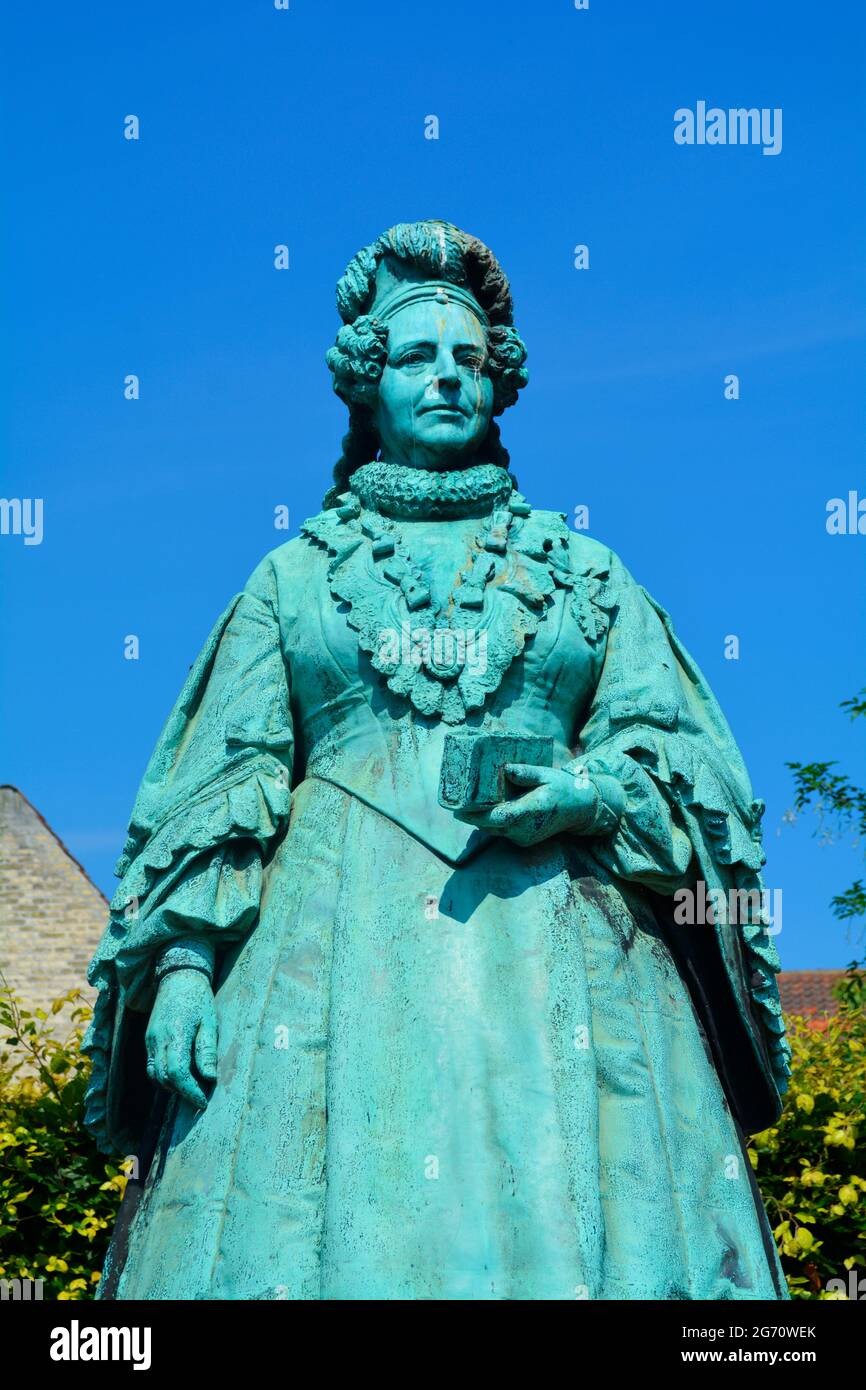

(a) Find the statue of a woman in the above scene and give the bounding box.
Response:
[85,221,790,1300]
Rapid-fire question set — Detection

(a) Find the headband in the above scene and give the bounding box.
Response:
[371,279,490,328]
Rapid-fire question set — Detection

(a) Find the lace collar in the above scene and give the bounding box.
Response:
[301,482,613,723]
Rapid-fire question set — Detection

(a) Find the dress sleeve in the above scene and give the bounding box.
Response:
[568,547,790,1103]
[83,556,293,1151]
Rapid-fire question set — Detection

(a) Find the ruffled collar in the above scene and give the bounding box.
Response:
[348,460,514,520]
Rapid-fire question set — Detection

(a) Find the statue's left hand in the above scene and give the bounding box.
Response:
[453,763,598,847]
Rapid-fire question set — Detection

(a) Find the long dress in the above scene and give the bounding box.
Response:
[84,466,790,1300]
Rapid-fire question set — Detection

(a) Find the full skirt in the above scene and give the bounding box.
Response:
[108,776,786,1300]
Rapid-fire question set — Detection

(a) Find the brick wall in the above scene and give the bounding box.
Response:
[0,786,107,1023]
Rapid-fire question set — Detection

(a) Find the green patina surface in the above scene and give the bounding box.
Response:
[85,221,790,1300]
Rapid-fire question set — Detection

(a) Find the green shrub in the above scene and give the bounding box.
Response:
[0,982,125,1300]
[751,1004,866,1299]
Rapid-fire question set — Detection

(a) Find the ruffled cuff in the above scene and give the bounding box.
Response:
[582,748,696,889]
[107,826,270,1007]
[112,751,288,911]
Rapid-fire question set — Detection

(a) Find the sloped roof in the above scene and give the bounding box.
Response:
[0,785,107,1015]
[777,970,844,1016]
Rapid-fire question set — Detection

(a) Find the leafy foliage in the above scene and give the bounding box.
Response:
[0,979,125,1300]
[835,964,866,1013]
[787,687,866,946]
[751,1003,866,1299]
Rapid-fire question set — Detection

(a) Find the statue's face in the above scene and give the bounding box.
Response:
[372,299,494,470]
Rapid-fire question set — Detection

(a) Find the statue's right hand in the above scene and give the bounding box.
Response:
[145,969,218,1111]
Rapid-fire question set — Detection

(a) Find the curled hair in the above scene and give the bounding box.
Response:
[324,221,528,502]
[325,315,390,409]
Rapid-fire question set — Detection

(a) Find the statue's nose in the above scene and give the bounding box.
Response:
[433,350,460,388]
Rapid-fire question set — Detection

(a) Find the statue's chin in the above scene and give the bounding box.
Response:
[385,431,488,473]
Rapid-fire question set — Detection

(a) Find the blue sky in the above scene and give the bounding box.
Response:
[2,1,864,969]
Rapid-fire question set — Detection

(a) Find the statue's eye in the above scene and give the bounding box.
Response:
[396,348,432,367]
